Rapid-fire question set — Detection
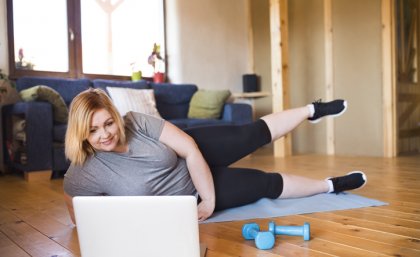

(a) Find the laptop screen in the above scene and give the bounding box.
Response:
[73,196,201,257]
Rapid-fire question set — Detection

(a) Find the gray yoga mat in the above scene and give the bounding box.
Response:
[203,193,387,223]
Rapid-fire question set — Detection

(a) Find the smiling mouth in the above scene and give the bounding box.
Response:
[101,137,114,145]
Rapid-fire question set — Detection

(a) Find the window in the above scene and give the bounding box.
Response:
[7,0,165,79]
[9,0,69,73]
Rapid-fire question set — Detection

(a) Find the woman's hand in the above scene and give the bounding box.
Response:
[197,198,215,221]
[63,192,76,225]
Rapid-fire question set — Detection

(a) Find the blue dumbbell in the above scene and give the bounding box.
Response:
[242,223,275,250]
[268,221,310,241]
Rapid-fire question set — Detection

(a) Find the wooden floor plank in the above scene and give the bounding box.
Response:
[298,238,385,257]
[206,250,238,257]
[268,240,332,257]
[199,233,279,257]
[305,212,420,239]
[0,207,23,226]
[0,209,78,257]
[281,215,419,256]
[289,214,420,250]
[334,209,420,230]
[0,188,80,256]
[363,206,420,221]
[0,231,31,257]
[261,214,418,256]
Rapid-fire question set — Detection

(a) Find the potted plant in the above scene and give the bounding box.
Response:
[15,48,35,70]
[148,43,165,83]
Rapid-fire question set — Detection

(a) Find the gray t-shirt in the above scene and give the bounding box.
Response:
[63,112,197,197]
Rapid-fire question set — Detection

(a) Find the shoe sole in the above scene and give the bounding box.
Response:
[309,100,348,124]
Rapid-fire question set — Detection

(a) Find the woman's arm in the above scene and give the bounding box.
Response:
[159,121,215,221]
[64,192,76,225]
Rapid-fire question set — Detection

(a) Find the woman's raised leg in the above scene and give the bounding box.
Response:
[185,99,347,166]
[260,106,310,141]
[260,99,347,141]
[184,120,272,167]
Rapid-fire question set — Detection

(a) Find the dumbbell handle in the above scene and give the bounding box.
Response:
[268,222,310,241]
[273,226,303,235]
[242,223,260,240]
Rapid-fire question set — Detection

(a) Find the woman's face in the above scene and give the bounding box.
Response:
[87,108,120,152]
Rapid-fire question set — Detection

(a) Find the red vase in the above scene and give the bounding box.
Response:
[153,72,165,83]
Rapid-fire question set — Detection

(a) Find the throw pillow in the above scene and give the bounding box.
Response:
[188,89,231,119]
[106,87,162,118]
[19,85,68,123]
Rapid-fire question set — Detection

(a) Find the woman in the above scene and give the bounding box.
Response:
[63,88,366,223]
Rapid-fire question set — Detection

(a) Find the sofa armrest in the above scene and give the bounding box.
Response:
[3,101,53,172]
[220,103,252,124]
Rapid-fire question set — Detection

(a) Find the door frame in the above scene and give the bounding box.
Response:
[382,0,398,157]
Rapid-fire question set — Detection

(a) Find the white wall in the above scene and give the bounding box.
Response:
[0,0,8,74]
[288,0,383,156]
[165,0,250,91]
[333,0,383,156]
[289,0,327,154]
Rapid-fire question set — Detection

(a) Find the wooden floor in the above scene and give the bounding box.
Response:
[0,153,419,257]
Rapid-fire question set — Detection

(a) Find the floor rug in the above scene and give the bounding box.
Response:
[203,193,387,223]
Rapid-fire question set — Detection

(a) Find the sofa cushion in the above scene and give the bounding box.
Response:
[150,83,197,120]
[19,85,69,124]
[92,79,149,94]
[17,77,91,106]
[107,87,162,118]
[188,89,231,119]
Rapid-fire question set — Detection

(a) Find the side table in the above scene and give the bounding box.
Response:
[232,92,271,120]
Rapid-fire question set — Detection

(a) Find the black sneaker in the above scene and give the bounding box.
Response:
[328,171,367,194]
[308,99,347,123]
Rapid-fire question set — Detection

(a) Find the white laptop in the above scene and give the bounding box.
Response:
[73,195,203,257]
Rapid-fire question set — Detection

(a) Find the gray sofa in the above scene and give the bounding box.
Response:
[2,76,252,178]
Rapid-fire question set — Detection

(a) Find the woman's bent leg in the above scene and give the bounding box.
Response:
[210,168,366,211]
[279,173,329,198]
[211,167,283,211]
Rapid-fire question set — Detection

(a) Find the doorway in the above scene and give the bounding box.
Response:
[395,0,420,155]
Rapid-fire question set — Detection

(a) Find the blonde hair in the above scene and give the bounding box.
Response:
[65,88,126,166]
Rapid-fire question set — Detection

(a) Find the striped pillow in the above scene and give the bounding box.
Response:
[107,87,162,118]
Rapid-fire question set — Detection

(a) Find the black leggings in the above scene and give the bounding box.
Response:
[184,120,283,211]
